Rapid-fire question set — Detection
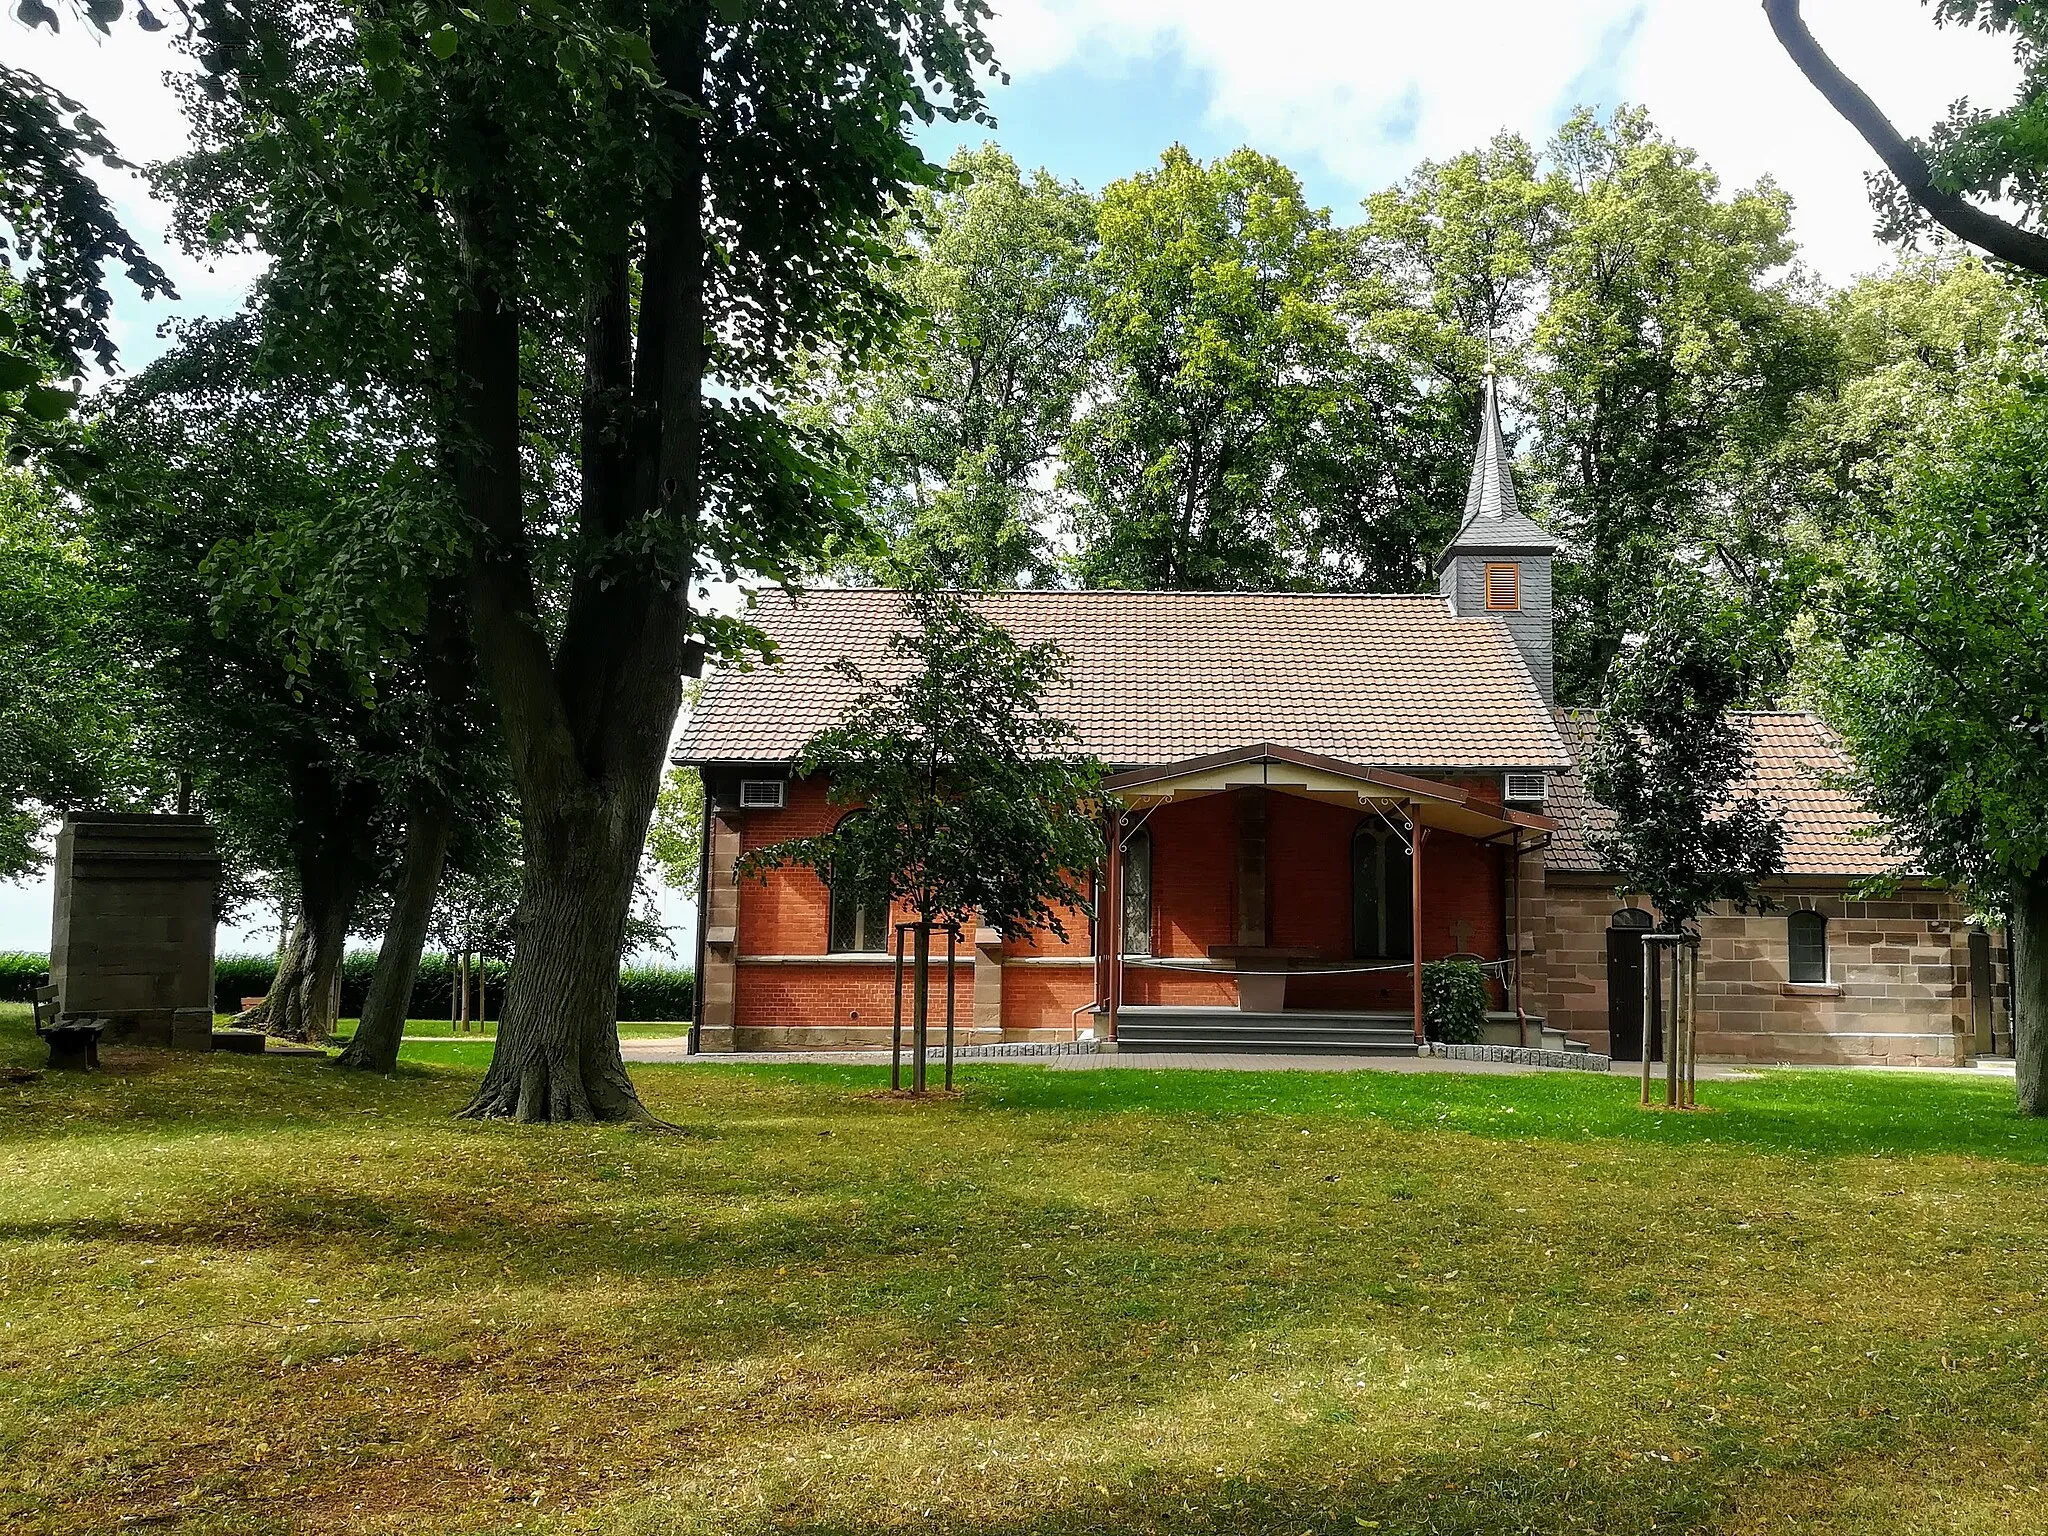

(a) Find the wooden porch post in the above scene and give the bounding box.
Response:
[1508,830,1524,1047]
[1103,805,1125,1043]
[1410,807,1428,1046]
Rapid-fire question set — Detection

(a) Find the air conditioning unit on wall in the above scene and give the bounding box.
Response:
[738,778,786,810]
[1503,772,1547,804]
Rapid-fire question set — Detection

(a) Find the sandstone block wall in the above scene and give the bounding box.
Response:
[1538,874,1977,1066]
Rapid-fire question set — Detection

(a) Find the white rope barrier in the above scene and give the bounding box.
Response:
[1120,956,1514,979]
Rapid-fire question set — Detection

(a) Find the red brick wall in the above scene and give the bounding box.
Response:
[1121,795,1239,1007]
[724,774,1507,1038]
[731,775,974,1037]
[1003,897,1093,959]
[1001,965,1095,1034]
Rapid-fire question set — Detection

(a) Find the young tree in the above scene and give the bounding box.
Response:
[1585,578,1786,934]
[166,0,1000,1122]
[739,586,1103,1090]
[1804,364,2048,1114]
[797,145,1095,588]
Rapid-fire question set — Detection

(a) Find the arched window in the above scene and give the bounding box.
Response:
[1121,829,1153,957]
[826,817,889,954]
[1352,825,1414,960]
[1788,910,1828,983]
[1610,907,1654,931]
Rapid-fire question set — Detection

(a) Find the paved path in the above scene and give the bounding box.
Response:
[405,1035,2016,1081]
[610,1038,1770,1079]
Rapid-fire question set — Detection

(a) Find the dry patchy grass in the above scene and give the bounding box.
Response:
[1,1007,2045,1535]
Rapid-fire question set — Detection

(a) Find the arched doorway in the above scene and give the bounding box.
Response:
[1606,907,1660,1061]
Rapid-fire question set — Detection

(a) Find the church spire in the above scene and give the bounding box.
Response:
[1436,364,1557,704]
[1435,364,1556,572]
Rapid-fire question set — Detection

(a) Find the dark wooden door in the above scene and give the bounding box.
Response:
[1606,922,1662,1061]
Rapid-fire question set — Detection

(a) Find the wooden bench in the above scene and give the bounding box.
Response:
[32,985,102,1071]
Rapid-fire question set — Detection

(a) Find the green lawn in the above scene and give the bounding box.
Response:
[2,1005,2045,1535]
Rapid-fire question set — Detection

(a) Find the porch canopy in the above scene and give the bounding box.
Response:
[1097,744,1557,1043]
[1104,743,1555,839]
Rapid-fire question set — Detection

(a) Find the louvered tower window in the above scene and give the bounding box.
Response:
[1484,562,1521,611]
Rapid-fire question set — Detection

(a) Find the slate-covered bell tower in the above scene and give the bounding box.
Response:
[1437,366,1557,705]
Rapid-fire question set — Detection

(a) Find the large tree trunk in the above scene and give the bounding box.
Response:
[2014,861,2048,1117]
[284,860,359,1045]
[458,795,652,1122]
[447,18,706,1123]
[337,803,453,1073]
[236,914,308,1035]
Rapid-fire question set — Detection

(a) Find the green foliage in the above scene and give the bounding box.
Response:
[1586,577,1786,932]
[740,585,1104,937]
[1360,132,1554,371]
[208,949,693,1021]
[646,761,705,897]
[1530,109,1831,701]
[0,952,50,1002]
[0,59,175,378]
[1804,361,2048,899]
[0,430,164,876]
[1869,4,2048,247]
[1421,957,1489,1045]
[615,965,695,1022]
[828,115,1834,619]
[1066,146,1427,591]
[799,144,1095,588]
[83,318,414,912]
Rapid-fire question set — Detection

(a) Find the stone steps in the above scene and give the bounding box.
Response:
[1115,1008,1419,1055]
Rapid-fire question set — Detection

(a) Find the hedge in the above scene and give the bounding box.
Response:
[8,949,693,1022]
[213,952,692,1021]
[1421,957,1490,1046]
[617,965,696,1022]
[0,952,50,1002]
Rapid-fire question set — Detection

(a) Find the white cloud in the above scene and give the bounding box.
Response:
[987,0,2022,284]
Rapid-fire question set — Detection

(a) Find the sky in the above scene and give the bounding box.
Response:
[0,0,2025,953]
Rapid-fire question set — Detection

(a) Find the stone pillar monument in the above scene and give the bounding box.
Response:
[50,814,222,1050]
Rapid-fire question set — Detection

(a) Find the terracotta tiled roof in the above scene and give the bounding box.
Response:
[677,589,1573,772]
[1547,709,1909,878]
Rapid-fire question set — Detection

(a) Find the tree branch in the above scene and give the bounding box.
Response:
[1762,0,2048,278]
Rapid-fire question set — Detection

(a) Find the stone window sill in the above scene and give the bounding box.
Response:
[1780,982,1843,998]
